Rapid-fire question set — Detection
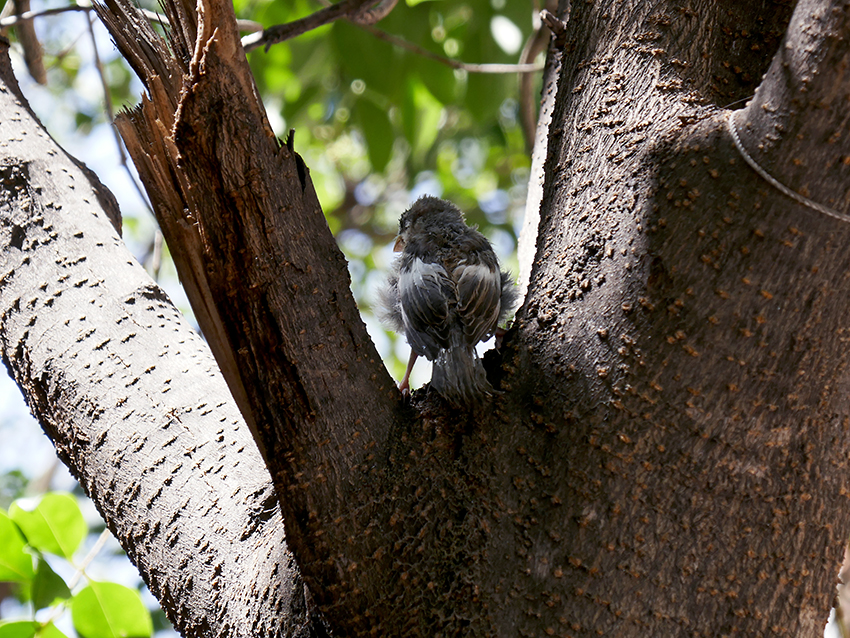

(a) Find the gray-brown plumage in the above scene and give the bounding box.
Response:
[378,196,517,405]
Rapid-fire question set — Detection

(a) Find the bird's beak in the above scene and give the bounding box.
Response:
[393,236,404,252]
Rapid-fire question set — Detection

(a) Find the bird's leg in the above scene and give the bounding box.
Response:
[494,327,507,350]
[398,351,418,395]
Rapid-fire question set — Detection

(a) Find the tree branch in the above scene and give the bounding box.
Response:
[242,2,545,74]
[353,22,545,74]
[93,0,420,631]
[0,3,82,27]
[241,0,378,51]
[0,0,46,84]
[0,40,309,637]
[731,0,850,216]
[0,4,262,35]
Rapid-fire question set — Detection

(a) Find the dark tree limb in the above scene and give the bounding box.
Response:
[93,0,432,631]
[732,0,850,215]
[509,0,850,635]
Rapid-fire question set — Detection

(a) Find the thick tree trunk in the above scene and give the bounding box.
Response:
[1,0,848,636]
[508,0,850,635]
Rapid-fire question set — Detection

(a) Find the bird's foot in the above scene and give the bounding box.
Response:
[494,327,507,350]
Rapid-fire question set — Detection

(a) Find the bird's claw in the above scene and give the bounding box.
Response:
[494,326,507,351]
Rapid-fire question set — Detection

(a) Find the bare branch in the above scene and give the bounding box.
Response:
[93,0,411,633]
[0,39,306,637]
[350,0,396,25]
[0,0,46,83]
[0,3,82,27]
[241,0,377,51]
[242,0,544,74]
[85,11,153,214]
[355,22,545,74]
[0,3,262,33]
[518,5,556,151]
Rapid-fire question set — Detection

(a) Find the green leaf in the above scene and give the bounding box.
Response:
[0,622,68,638]
[356,98,394,172]
[35,624,68,638]
[31,558,72,610]
[71,582,153,638]
[10,493,87,559]
[331,21,399,97]
[0,510,35,582]
[417,60,458,106]
[465,72,509,123]
[0,621,38,638]
[402,79,443,161]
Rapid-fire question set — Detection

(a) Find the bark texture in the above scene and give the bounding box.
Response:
[92,0,415,631]
[507,0,850,635]
[0,41,314,638]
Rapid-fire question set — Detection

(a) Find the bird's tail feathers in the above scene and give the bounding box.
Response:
[430,346,492,406]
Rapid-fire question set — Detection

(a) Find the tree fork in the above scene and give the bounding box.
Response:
[94,0,497,632]
[1,0,848,634]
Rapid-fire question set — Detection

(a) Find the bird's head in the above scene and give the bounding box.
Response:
[393,196,466,252]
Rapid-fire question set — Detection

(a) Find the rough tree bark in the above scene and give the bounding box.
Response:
[0,0,848,637]
[0,40,314,637]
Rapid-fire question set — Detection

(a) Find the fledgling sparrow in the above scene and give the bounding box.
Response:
[378,196,518,405]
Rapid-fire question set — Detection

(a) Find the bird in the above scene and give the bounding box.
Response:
[377,196,518,406]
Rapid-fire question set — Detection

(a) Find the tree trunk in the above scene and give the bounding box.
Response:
[1,0,849,636]
[511,0,850,635]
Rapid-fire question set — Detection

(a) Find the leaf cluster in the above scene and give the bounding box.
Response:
[0,493,152,638]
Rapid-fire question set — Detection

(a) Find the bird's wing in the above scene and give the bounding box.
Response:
[398,257,454,358]
[454,261,502,346]
[376,269,404,333]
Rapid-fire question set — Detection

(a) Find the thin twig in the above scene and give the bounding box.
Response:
[314,0,545,74]
[242,0,377,52]
[518,12,552,150]
[87,10,171,280]
[85,11,153,213]
[4,0,47,83]
[0,3,262,33]
[243,0,543,74]
[67,528,113,590]
[350,0,396,25]
[3,2,540,75]
[357,23,544,74]
[44,527,113,625]
[0,3,84,27]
